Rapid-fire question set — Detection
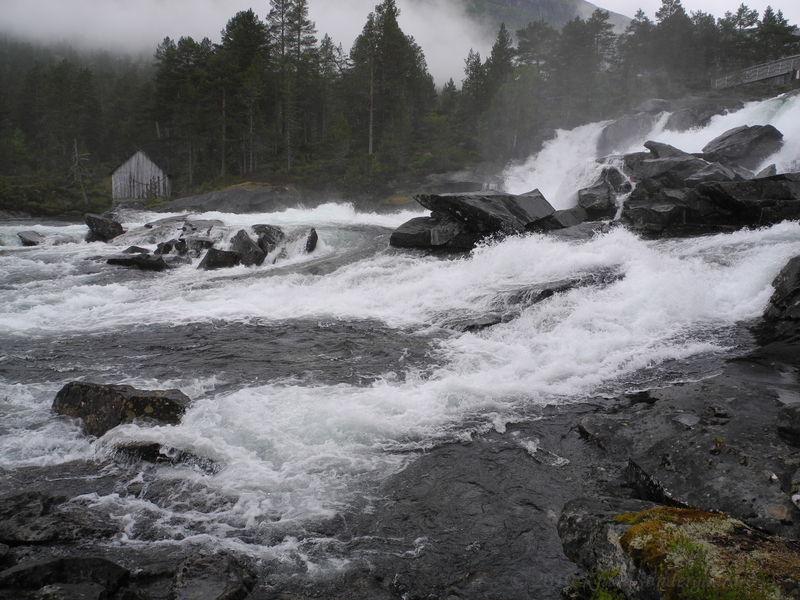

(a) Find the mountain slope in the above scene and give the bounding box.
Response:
[463,0,631,33]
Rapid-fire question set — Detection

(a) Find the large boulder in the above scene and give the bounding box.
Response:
[390,214,479,250]
[198,248,241,270]
[85,213,123,242]
[695,172,800,224]
[230,230,266,267]
[642,140,691,159]
[415,190,555,235]
[52,382,190,437]
[701,124,784,169]
[17,231,45,246]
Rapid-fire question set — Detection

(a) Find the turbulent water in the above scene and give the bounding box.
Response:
[2,93,800,568]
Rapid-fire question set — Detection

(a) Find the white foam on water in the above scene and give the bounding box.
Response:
[502,121,610,205]
[3,215,798,548]
[500,92,800,204]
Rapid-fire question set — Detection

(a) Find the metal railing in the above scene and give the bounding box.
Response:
[712,54,800,89]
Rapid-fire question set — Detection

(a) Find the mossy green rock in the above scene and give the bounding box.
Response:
[53,382,190,437]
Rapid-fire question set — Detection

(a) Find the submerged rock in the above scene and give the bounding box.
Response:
[0,491,117,544]
[170,554,255,600]
[155,239,188,256]
[198,248,241,271]
[230,230,266,266]
[701,124,783,169]
[0,557,129,593]
[597,112,659,156]
[17,231,45,246]
[85,213,123,242]
[52,382,190,437]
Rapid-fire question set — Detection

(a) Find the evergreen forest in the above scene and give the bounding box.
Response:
[0,0,798,216]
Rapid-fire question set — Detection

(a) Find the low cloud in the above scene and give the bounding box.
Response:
[1,0,492,84]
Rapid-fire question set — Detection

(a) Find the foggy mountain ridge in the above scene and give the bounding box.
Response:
[462,0,632,33]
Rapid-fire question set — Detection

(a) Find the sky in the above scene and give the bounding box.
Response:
[2,0,799,84]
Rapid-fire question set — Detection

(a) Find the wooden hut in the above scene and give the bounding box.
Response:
[112,151,170,205]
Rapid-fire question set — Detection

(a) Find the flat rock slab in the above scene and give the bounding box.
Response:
[106,254,168,271]
[415,190,555,234]
[198,248,241,271]
[52,381,190,437]
[17,231,45,246]
[170,554,255,600]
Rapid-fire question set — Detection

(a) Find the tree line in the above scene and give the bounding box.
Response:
[0,0,797,215]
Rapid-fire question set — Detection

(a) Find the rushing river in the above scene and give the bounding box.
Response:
[2,93,800,568]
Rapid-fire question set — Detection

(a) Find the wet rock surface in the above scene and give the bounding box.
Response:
[52,381,190,437]
[17,231,45,246]
[701,124,784,169]
[85,213,124,242]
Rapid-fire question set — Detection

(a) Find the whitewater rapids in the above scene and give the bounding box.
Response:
[1,92,800,560]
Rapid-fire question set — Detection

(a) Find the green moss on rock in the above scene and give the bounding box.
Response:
[614,506,800,600]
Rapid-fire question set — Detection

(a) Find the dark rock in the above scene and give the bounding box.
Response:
[578,183,615,219]
[548,221,614,241]
[701,124,784,169]
[390,215,480,250]
[621,187,725,235]
[113,443,218,473]
[529,207,588,231]
[155,239,188,256]
[170,554,254,600]
[162,255,193,269]
[27,582,107,599]
[634,155,711,187]
[578,167,631,220]
[415,190,555,235]
[597,112,659,156]
[121,246,149,255]
[197,249,241,271]
[643,140,691,159]
[229,230,266,266]
[184,237,215,257]
[760,256,800,344]
[252,225,285,254]
[106,254,168,272]
[85,214,123,242]
[558,497,659,598]
[695,173,800,225]
[683,161,739,186]
[0,491,117,544]
[626,432,800,536]
[0,557,128,591]
[756,164,778,178]
[778,405,800,447]
[305,228,318,253]
[52,382,190,437]
[17,231,44,246]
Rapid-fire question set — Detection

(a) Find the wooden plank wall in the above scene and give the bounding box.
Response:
[112,151,171,201]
